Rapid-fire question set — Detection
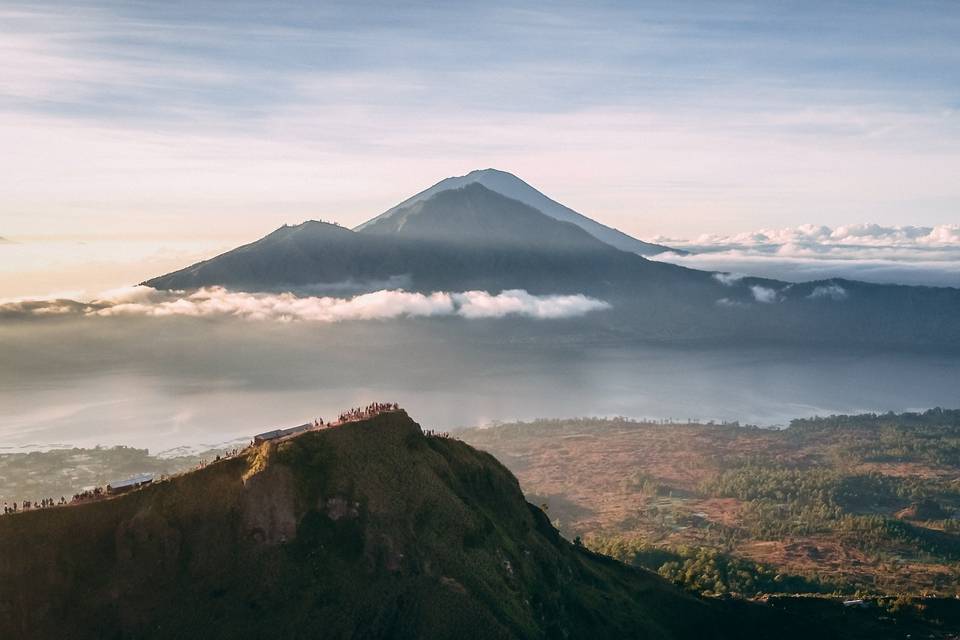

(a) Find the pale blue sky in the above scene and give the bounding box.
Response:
[1,0,958,242]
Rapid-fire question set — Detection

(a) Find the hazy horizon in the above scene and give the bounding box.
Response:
[5,315,959,452]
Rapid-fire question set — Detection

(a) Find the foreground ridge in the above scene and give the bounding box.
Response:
[0,409,873,640]
[0,409,711,639]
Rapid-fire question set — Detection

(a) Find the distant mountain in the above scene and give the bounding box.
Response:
[145,221,388,292]
[356,168,680,255]
[145,184,685,295]
[145,183,960,348]
[0,410,821,640]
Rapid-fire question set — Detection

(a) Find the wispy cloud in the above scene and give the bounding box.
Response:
[808,284,848,300]
[0,286,610,322]
[655,223,960,249]
[750,285,780,304]
[712,272,744,286]
[1,1,959,244]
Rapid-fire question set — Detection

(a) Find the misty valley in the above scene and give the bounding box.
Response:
[3,315,959,452]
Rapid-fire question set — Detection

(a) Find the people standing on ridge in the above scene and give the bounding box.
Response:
[1,495,67,515]
[335,402,400,424]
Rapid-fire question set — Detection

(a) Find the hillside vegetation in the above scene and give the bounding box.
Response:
[461,409,960,597]
[4,411,960,637]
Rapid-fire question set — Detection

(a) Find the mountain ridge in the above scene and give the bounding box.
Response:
[355,182,615,251]
[142,182,960,348]
[144,185,671,295]
[0,410,810,640]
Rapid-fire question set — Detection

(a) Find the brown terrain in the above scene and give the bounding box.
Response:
[461,414,960,595]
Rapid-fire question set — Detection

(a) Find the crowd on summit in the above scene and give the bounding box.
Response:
[336,402,399,424]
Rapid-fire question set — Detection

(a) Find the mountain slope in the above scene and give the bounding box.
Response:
[143,183,960,347]
[143,221,403,292]
[355,168,679,255]
[0,411,810,640]
[356,182,616,251]
[144,185,686,295]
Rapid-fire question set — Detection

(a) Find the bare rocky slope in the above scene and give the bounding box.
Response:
[0,411,823,640]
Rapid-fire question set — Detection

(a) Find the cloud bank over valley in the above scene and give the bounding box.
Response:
[650,223,960,287]
[0,286,610,323]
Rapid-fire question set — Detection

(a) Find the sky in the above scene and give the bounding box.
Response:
[1,0,959,295]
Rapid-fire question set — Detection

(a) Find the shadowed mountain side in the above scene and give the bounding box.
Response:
[356,182,613,250]
[0,412,817,640]
[144,185,696,295]
[355,168,679,255]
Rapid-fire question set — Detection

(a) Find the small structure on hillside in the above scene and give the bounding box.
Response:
[106,473,154,495]
[253,423,313,443]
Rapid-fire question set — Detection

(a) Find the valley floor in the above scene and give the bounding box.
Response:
[4,409,959,600]
[461,410,960,596]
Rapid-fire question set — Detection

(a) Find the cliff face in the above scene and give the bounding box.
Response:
[0,412,790,640]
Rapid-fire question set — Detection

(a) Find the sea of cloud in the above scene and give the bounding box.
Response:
[0,286,610,322]
[666,223,960,249]
[649,223,960,287]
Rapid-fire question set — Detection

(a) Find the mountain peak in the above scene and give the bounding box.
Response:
[144,178,658,294]
[355,170,679,256]
[270,219,351,237]
[465,167,516,177]
[356,181,611,251]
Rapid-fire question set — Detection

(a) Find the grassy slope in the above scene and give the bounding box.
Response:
[0,412,780,640]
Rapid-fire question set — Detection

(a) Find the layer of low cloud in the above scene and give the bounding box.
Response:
[715,281,848,307]
[656,223,960,250]
[808,284,848,300]
[712,272,744,286]
[650,223,960,288]
[0,287,610,322]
